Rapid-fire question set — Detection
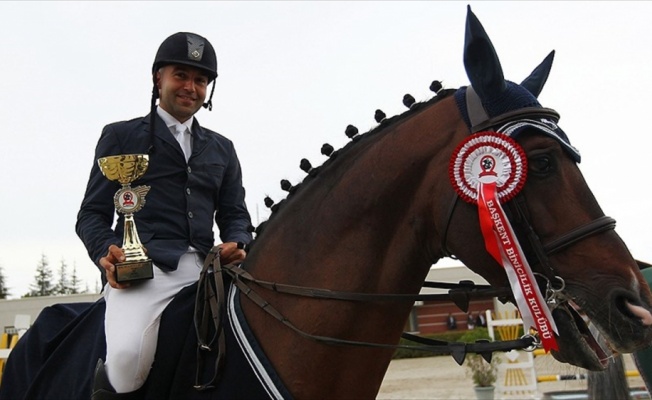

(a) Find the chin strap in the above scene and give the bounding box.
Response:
[202,80,216,111]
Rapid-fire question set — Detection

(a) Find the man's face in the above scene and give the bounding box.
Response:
[156,64,209,123]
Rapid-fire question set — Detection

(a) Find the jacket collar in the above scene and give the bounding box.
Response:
[144,112,210,161]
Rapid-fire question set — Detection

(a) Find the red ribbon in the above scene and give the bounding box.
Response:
[478,181,559,352]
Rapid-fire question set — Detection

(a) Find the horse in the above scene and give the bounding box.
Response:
[2,6,652,400]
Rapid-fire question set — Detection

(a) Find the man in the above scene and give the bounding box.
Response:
[76,32,252,399]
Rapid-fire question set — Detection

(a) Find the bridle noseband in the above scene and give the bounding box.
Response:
[440,194,616,278]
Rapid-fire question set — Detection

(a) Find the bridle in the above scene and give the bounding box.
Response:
[440,106,617,299]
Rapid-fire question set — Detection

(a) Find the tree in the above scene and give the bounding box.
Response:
[0,265,10,299]
[53,258,85,295]
[24,253,55,297]
[69,263,83,294]
[54,258,70,295]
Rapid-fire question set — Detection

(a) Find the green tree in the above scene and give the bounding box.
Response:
[54,258,70,295]
[24,253,55,297]
[0,265,10,299]
[69,263,85,294]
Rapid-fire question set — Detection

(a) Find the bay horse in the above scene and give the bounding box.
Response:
[2,6,652,400]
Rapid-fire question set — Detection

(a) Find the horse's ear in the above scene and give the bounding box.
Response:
[521,51,555,98]
[463,5,506,101]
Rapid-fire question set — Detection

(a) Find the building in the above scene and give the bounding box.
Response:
[0,293,102,333]
[408,265,500,334]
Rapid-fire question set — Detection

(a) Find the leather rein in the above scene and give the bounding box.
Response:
[193,249,536,391]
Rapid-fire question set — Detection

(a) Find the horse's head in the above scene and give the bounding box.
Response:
[447,6,652,371]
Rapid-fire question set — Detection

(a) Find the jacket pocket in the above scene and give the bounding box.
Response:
[202,164,226,190]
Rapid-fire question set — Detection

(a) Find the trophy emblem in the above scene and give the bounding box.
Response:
[97,154,154,283]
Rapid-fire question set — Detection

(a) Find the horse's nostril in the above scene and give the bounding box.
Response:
[617,293,652,326]
[624,300,652,326]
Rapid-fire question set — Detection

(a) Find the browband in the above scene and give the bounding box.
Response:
[472,107,561,133]
[464,84,560,133]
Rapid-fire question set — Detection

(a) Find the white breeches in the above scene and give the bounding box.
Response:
[103,251,202,393]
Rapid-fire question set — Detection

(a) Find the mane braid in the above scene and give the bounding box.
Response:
[249,88,456,248]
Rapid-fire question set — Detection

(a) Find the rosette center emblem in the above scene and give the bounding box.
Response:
[449,132,527,204]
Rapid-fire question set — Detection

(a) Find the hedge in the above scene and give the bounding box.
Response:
[392,327,491,359]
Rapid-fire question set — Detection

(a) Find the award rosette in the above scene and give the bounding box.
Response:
[98,154,154,283]
[449,132,559,352]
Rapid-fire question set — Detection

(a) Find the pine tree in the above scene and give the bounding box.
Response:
[69,263,83,294]
[0,265,10,299]
[54,258,70,295]
[24,253,55,297]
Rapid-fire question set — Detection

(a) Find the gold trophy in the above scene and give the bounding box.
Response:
[97,154,153,283]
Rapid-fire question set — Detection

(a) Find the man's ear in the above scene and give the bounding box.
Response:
[154,70,162,89]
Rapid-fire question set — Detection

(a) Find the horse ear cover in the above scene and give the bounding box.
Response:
[454,7,581,161]
[521,51,555,98]
[460,6,543,118]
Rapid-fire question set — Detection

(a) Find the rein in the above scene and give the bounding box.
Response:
[225,260,511,308]
[191,250,534,386]
[208,255,535,366]
[193,247,227,391]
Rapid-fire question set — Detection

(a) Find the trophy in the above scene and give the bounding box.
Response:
[97,154,153,283]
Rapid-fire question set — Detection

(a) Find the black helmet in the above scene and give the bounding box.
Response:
[152,32,217,81]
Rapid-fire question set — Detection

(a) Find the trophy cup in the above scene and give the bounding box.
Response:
[97,154,154,283]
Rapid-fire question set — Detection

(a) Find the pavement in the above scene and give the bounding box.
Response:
[378,353,648,399]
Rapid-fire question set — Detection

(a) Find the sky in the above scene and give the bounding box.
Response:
[0,1,650,299]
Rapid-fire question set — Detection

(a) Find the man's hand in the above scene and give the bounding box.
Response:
[218,242,247,265]
[99,244,130,289]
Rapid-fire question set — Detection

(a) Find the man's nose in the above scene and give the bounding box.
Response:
[183,79,196,92]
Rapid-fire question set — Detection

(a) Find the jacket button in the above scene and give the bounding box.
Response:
[188,211,194,219]
[186,188,191,195]
[187,166,192,174]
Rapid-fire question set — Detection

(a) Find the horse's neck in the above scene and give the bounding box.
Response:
[240,97,465,398]
[247,97,463,289]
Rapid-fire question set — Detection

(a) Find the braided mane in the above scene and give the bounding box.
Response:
[249,85,456,247]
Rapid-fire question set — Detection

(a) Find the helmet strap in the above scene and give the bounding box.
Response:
[203,80,216,111]
[148,83,158,154]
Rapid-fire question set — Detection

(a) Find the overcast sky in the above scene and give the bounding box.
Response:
[1,1,650,299]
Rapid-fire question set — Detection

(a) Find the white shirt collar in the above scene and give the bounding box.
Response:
[156,106,194,134]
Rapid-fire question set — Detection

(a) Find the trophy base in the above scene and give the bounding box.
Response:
[115,259,154,283]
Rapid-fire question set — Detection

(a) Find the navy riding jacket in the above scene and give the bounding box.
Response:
[76,113,252,276]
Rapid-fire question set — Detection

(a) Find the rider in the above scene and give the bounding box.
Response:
[76,32,253,399]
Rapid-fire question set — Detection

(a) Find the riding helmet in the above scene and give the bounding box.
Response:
[152,32,218,81]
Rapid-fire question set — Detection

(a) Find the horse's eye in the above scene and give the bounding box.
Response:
[529,155,553,175]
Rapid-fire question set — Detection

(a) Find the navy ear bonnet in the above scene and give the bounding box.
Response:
[455,82,540,126]
[455,6,581,162]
